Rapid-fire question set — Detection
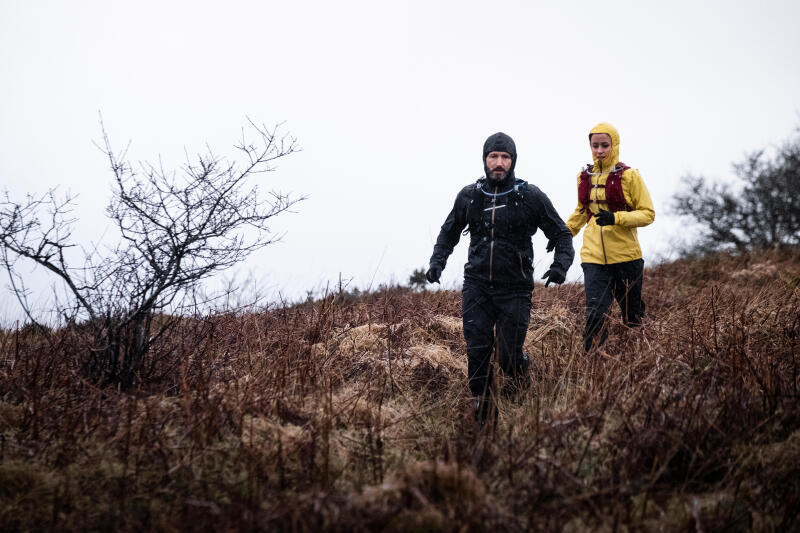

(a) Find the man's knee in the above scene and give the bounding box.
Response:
[463,304,494,345]
[467,354,493,397]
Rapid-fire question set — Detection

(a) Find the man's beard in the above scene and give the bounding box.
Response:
[488,167,508,181]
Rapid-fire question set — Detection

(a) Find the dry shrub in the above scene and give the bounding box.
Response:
[353,460,499,531]
[408,315,464,347]
[404,344,466,391]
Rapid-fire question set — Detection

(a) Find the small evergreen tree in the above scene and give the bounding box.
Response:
[408,267,428,290]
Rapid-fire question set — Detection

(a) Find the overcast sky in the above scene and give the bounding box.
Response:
[2,0,799,319]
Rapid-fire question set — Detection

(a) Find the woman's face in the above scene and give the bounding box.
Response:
[590,133,613,161]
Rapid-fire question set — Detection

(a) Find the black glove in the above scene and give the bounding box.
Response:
[425,265,442,284]
[595,209,615,226]
[541,268,566,287]
[546,238,556,253]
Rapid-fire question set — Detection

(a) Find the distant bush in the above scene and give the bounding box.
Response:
[673,126,800,252]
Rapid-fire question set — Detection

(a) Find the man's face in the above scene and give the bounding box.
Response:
[590,133,613,161]
[485,151,513,181]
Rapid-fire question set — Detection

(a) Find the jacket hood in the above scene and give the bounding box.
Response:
[589,122,620,172]
[483,132,517,180]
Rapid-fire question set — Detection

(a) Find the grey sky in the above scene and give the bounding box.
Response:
[2,0,799,318]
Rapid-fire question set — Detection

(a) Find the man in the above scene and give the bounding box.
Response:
[426,132,574,426]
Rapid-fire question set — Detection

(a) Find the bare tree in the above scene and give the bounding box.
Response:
[0,119,302,388]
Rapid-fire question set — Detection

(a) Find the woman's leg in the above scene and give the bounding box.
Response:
[612,259,645,327]
[582,263,614,352]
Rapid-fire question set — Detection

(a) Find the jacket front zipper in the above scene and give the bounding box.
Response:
[600,225,608,265]
[488,186,497,282]
[593,165,609,265]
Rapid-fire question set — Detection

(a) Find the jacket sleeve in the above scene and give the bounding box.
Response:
[565,173,587,236]
[615,168,655,227]
[530,187,575,275]
[428,188,470,271]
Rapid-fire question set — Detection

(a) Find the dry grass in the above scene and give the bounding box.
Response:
[1,248,800,531]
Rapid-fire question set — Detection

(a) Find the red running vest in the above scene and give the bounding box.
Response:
[578,163,631,222]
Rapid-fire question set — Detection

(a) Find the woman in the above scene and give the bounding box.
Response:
[566,122,655,352]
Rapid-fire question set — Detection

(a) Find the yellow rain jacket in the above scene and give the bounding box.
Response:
[566,123,655,264]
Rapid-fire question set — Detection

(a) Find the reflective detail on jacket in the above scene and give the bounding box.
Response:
[566,123,655,265]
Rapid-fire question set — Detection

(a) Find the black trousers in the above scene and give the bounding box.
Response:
[462,281,531,398]
[582,259,645,352]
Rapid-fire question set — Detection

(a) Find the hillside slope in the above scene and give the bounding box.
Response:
[1,249,800,531]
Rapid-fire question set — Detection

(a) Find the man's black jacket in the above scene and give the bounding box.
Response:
[429,177,574,290]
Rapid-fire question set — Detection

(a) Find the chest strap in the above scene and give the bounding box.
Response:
[466,178,527,236]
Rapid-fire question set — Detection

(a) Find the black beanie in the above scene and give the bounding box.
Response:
[483,132,517,179]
